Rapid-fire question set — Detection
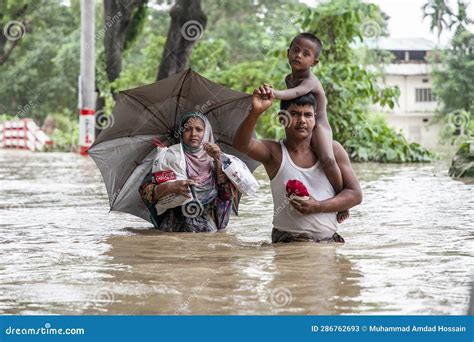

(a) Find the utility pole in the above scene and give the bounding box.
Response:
[79,0,95,156]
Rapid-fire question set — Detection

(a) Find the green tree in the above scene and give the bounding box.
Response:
[449,0,474,37]
[422,0,453,45]
[0,0,80,122]
[432,30,474,143]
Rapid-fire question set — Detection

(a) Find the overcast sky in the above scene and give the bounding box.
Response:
[302,0,474,46]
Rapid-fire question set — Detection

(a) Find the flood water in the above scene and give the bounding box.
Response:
[0,149,473,315]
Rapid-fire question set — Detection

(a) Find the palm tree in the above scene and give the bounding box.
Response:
[422,0,453,45]
[449,0,474,38]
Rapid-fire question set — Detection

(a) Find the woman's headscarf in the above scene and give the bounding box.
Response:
[179,112,217,205]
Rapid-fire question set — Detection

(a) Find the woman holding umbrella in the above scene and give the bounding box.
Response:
[139,112,235,232]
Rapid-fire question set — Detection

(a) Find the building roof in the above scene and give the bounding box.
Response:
[365,37,437,51]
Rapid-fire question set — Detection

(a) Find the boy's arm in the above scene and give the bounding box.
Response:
[290,142,362,214]
[272,75,327,119]
[233,89,276,164]
[273,76,317,100]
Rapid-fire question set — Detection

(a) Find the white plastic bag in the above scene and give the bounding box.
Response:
[151,144,191,215]
[221,153,259,196]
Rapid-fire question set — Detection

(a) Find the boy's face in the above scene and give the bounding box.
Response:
[287,37,319,71]
[284,103,316,140]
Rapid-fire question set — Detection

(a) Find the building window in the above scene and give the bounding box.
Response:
[390,50,405,61]
[415,88,436,102]
[408,50,426,61]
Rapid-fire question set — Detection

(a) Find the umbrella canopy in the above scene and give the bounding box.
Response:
[88,68,259,223]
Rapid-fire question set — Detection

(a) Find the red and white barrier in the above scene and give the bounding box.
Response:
[0,118,53,152]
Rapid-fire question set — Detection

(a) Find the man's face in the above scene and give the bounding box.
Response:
[287,37,319,71]
[283,103,316,140]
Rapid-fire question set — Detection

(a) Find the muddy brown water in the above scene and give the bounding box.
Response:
[0,149,472,314]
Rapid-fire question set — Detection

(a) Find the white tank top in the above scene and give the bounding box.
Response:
[270,141,338,238]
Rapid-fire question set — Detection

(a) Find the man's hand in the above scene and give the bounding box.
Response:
[251,85,274,114]
[289,196,320,214]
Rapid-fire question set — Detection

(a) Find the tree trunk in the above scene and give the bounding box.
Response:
[157,0,207,81]
[103,0,147,84]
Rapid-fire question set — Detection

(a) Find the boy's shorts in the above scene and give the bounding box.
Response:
[272,228,345,244]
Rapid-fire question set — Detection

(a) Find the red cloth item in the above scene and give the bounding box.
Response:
[286,179,310,199]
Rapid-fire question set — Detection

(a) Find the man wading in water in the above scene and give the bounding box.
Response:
[233,88,362,243]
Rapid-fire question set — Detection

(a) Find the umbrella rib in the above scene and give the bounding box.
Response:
[122,92,170,130]
[110,142,156,209]
[202,94,251,115]
[173,68,192,131]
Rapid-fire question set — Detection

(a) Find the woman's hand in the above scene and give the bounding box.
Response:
[203,142,221,161]
[168,180,194,197]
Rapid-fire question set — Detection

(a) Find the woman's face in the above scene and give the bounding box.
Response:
[182,117,205,148]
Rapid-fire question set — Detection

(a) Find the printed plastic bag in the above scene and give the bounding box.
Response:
[221,153,259,196]
[152,144,191,215]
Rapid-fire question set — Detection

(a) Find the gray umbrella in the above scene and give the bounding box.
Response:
[88,68,259,223]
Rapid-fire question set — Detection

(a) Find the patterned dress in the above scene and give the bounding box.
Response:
[139,170,235,232]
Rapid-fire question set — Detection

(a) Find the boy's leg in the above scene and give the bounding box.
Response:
[311,117,350,222]
[311,118,343,193]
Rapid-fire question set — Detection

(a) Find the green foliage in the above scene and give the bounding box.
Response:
[432,31,474,114]
[431,30,473,147]
[0,0,79,123]
[344,112,433,162]
[48,110,79,152]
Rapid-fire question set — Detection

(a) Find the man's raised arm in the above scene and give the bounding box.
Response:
[233,88,275,164]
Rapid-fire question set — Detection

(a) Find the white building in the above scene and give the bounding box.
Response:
[372,38,442,149]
